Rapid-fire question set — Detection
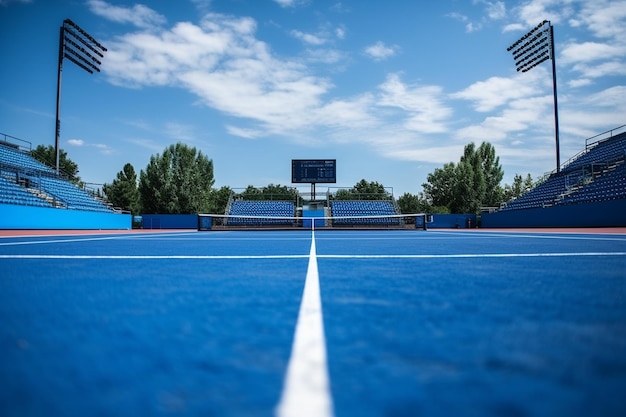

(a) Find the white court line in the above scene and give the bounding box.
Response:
[0,254,309,259]
[0,235,139,246]
[275,229,334,417]
[1,252,625,260]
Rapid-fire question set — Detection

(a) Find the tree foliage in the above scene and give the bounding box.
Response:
[422,142,504,213]
[208,186,232,214]
[138,143,214,214]
[102,163,140,214]
[238,184,299,201]
[31,145,80,184]
[397,192,432,214]
[503,173,534,202]
[334,179,391,200]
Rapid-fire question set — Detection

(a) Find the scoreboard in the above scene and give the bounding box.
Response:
[291,159,336,183]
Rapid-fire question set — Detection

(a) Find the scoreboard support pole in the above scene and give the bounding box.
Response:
[311,183,316,200]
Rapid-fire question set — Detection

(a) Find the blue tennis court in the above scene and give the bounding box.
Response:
[1,229,626,417]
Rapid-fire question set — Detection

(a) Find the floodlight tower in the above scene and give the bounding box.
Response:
[55,19,107,174]
[507,20,561,172]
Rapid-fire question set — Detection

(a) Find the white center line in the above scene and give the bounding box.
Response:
[276,229,334,417]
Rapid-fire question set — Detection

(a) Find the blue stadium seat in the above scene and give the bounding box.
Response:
[501,131,626,211]
[227,201,295,226]
[331,200,399,225]
[1,142,111,212]
[0,175,52,208]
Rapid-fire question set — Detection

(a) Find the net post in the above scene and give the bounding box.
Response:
[416,214,427,230]
[197,214,213,231]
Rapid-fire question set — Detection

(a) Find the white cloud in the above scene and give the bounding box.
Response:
[86,0,166,29]
[94,0,626,175]
[93,144,114,155]
[290,30,326,46]
[575,0,626,39]
[67,138,113,154]
[485,1,506,20]
[273,0,308,7]
[568,78,592,88]
[226,125,263,139]
[560,42,625,65]
[364,41,397,61]
[571,61,626,79]
[377,74,452,134]
[450,72,546,112]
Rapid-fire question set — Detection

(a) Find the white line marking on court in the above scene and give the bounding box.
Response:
[317,252,626,259]
[0,236,137,246]
[276,229,334,417]
[1,252,625,260]
[0,254,309,259]
[423,231,626,242]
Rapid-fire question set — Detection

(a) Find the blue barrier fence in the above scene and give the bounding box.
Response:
[0,204,131,229]
[482,199,626,228]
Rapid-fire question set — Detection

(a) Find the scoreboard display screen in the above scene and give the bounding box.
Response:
[292,159,336,183]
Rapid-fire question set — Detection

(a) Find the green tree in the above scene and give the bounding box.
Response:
[334,179,391,200]
[208,186,232,214]
[239,185,264,201]
[503,173,534,202]
[422,162,456,207]
[238,184,298,201]
[477,142,504,206]
[397,192,432,214]
[138,143,214,214]
[422,142,504,213]
[261,184,299,201]
[102,163,140,214]
[31,145,80,184]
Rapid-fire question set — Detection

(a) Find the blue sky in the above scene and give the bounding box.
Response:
[1,0,625,197]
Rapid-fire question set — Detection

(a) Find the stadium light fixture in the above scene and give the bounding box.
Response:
[54,19,107,174]
[507,20,561,173]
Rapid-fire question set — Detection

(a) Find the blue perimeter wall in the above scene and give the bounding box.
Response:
[0,204,131,229]
[481,199,626,228]
[428,214,477,229]
[141,214,198,229]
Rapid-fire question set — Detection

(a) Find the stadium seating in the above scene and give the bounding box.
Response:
[331,200,399,225]
[0,144,55,174]
[562,163,626,204]
[561,133,626,173]
[0,175,52,208]
[501,131,626,211]
[37,177,110,212]
[227,200,295,226]
[1,142,112,213]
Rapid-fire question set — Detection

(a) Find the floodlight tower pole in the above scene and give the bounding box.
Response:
[54,26,65,175]
[507,20,561,173]
[53,19,106,176]
[549,24,561,172]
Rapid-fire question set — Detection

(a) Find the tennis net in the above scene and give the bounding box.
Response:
[197,213,428,231]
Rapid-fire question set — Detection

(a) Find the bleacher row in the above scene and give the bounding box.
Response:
[502,132,626,211]
[225,199,399,226]
[227,201,296,226]
[331,200,399,225]
[0,143,111,212]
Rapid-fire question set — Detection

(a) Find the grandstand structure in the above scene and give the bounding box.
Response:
[208,188,408,229]
[1,134,131,229]
[483,125,626,228]
[0,138,111,212]
[501,127,625,210]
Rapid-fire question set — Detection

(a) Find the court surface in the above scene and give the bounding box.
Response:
[1,228,626,417]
